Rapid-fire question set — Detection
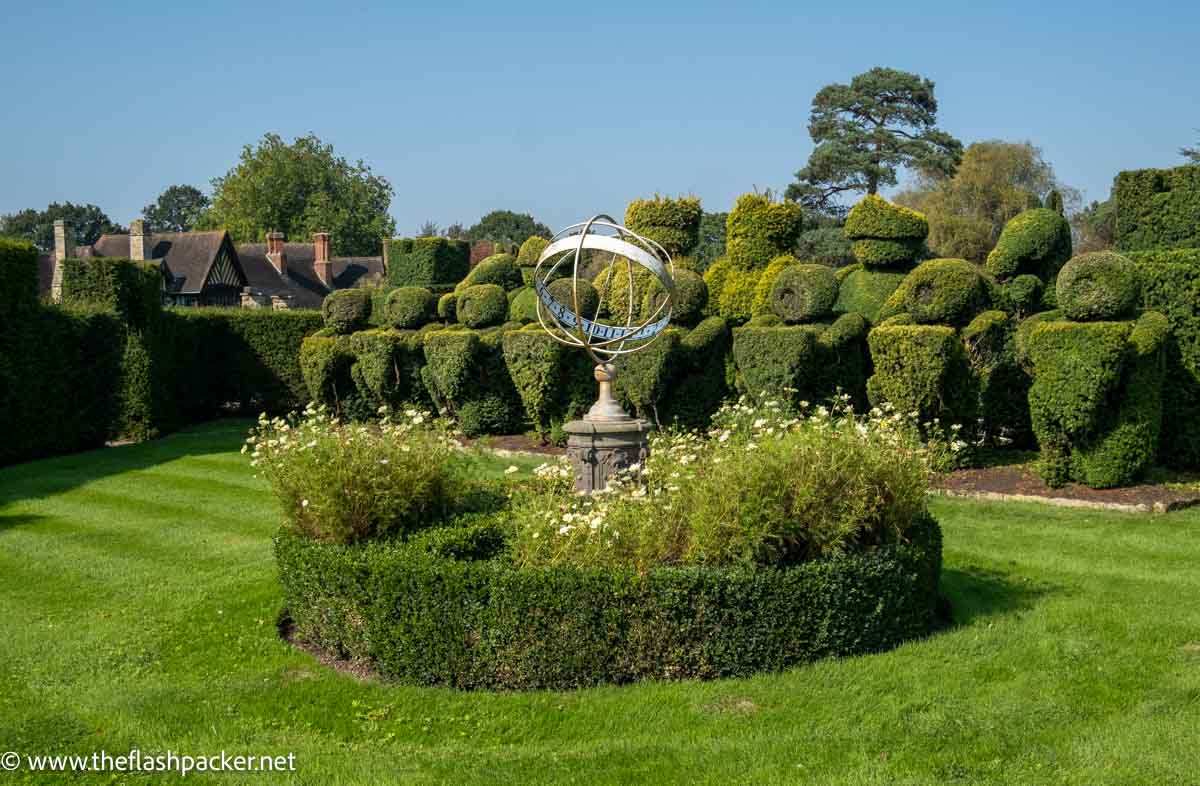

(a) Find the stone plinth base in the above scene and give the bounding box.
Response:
[563,419,654,493]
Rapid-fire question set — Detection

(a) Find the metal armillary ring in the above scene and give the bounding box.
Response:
[534,215,675,422]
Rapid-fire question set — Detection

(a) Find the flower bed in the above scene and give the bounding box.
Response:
[266,400,946,690]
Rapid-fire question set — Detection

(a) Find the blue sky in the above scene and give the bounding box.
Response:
[2,0,1197,234]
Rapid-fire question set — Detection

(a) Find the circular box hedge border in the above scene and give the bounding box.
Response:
[274,514,944,691]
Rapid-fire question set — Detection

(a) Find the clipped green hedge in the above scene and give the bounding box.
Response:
[767,264,838,323]
[625,195,703,257]
[887,258,990,327]
[962,310,1032,446]
[996,274,1044,317]
[844,195,930,241]
[387,237,470,289]
[437,291,458,322]
[726,194,803,270]
[1132,249,1200,467]
[751,255,799,316]
[322,289,371,334]
[456,284,508,328]
[867,325,976,426]
[516,236,549,267]
[507,287,539,324]
[658,317,732,428]
[384,286,436,329]
[642,268,707,326]
[1114,165,1200,251]
[834,267,909,324]
[594,259,656,319]
[547,277,601,322]
[1056,252,1140,322]
[502,326,595,439]
[733,315,868,408]
[275,512,942,689]
[424,327,524,436]
[1026,315,1166,487]
[985,208,1072,282]
[457,253,524,292]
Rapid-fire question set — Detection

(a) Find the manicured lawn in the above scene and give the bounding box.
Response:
[2,420,1199,785]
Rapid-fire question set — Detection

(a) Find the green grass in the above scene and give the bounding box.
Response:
[2,420,1199,784]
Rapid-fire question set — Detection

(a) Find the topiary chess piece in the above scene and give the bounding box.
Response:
[1024,251,1169,488]
[835,195,930,324]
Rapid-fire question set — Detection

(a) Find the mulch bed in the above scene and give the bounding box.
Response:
[932,464,1200,513]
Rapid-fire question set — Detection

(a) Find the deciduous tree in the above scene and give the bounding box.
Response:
[201,133,395,256]
[142,184,210,233]
[464,210,552,245]
[0,202,123,250]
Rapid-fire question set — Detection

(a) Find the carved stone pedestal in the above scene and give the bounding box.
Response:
[563,419,653,493]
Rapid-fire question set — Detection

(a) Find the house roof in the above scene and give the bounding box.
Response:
[236,242,384,310]
[91,231,233,294]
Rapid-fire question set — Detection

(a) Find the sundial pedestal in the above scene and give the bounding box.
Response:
[563,417,653,494]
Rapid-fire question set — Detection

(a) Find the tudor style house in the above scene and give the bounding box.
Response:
[46,220,385,309]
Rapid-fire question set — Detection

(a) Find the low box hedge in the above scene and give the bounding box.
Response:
[275,512,942,690]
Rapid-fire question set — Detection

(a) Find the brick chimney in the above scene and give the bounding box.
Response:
[130,219,151,261]
[51,219,75,303]
[313,232,332,289]
[266,232,286,275]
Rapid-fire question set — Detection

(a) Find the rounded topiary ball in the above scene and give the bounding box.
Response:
[385,286,436,329]
[642,269,707,325]
[547,277,600,321]
[901,258,990,326]
[516,236,549,267]
[986,208,1072,281]
[456,284,508,328]
[321,289,372,334]
[1000,274,1044,316]
[508,287,539,323]
[768,264,837,324]
[1056,252,1140,322]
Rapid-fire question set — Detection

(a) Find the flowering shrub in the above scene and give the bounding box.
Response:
[510,396,949,571]
[247,404,468,543]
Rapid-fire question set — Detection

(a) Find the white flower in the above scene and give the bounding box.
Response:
[301,499,309,508]
[558,525,572,535]
[753,418,768,428]
[379,459,389,465]
[505,465,519,475]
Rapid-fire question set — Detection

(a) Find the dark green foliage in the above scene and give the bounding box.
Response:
[424,327,524,436]
[794,226,856,267]
[889,258,990,327]
[1045,189,1065,215]
[768,264,838,323]
[386,237,470,288]
[547,278,600,321]
[659,317,732,428]
[502,326,595,439]
[59,256,162,330]
[385,287,435,329]
[997,274,1044,317]
[834,268,908,324]
[507,287,538,324]
[613,329,683,420]
[851,238,918,267]
[963,310,1032,446]
[1114,165,1200,251]
[624,196,703,256]
[726,194,804,270]
[456,284,508,329]
[464,210,553,245]
[0,236,39,317]
[733,316,868,408]
[867,325,976,426]
[274,512,941,689]
[164,309,323,420]
[437,291,457,322]
[1056,252,1140,322]
[321,289,371,334]
[0,304,123,466]
[1132,249,1200,466]
[1026,315,1166,487]
[299,335,357,411]
[985,208,1072,281]
[642,268,707,326]
[457,253,524,292]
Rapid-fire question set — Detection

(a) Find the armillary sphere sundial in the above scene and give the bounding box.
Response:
[534,215,675,491]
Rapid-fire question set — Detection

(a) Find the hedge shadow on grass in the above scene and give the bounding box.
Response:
[940,565,1056,626]
[0,420,246,507]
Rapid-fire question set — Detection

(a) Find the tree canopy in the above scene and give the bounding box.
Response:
[0,202,124,251]
[692,211,728,270]
[464,210,552,245]
[787,67,962,213]
[201,133,395,256]
[142,184,210,233]
[1183,133,1200,164]
[894,140,1077,261]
